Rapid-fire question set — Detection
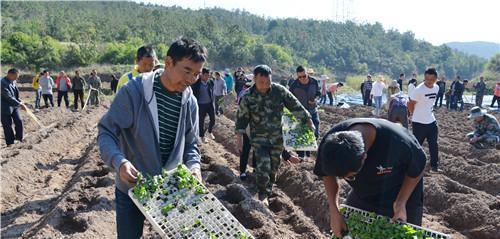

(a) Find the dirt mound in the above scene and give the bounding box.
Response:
[2,96,498,239]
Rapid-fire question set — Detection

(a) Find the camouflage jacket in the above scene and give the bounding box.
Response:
[473,114,500,137]
[235,83,311,146]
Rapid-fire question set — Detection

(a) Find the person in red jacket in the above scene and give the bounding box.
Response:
[55,71,72,108]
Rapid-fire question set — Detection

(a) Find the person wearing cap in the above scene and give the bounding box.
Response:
[408,68,441,173]
[235,65,314,205]
[362,75,373,106]
[314,118,426,237]
[116,45,159,91]
[466,107,500,149]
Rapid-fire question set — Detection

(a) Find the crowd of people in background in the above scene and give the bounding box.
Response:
[2,38,499,238]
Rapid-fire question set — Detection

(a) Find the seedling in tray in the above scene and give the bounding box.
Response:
[129,164,254,238]
[283,108,317,149]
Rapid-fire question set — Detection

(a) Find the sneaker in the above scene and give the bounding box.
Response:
[239,172,247,180]
[209,133,215,140]
[430,167,443,174]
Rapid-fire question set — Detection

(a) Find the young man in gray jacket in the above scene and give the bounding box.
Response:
[97,38,207,238]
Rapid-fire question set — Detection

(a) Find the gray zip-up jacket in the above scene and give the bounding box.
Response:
[97,69,201,194]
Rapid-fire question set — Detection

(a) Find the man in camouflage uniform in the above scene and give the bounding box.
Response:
[473,76,487,107]
[235,65,313,205]
[88,69,102,106]
[466,106,500,149]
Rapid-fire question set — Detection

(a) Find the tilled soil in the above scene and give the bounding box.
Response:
[1,94,499,239]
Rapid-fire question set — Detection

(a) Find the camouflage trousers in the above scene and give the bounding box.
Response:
[466,132,500,149]
[253,144,283,197]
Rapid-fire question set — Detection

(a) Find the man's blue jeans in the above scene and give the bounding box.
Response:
[115,188,145,239]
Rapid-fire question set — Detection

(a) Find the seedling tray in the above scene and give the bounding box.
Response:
[128,165,253,239]
[340,204,452,239]
[282,111,318,151]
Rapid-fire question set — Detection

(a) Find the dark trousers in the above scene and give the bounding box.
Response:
[345,179,424,226]
[450,95,459,110]
[199,103,215,137]
[475,94,484,107]
[327,92,334,105]
[115,188,145,239]
[1,109,23,146]
[319,94,327,105]
[215,95,224,115]
[42,94,54,107]
[491,95,500,108]
[57,90,69,107]
[73,89,85,109]
[412,121,439,169]
[240,133,257,173]
[363,90,372,106]
[434,93,444,107]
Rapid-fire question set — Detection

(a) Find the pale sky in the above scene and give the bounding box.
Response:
[137,0,499,46]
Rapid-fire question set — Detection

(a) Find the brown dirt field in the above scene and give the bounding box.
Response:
[1,93,499,238]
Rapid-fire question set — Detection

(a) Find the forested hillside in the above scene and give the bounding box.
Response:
[1,1,487,79]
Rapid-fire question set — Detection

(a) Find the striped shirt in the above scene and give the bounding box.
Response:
[153,74,182,164]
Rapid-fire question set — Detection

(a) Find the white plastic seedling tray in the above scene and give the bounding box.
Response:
[282,113,318,151]
[128,165,254,239]
[340,204,452,239]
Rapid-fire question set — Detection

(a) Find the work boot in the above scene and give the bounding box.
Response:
[239,172,248,181]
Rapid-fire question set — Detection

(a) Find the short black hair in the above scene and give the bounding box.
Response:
[319,131,365,177]
[400,73,405,77]
[338,82,344,87]
[215,72,221,76]
[456,75,461,80]
[42,70,48,74]
[137,45,156,61]
[253,65,272,77]
[296,65,306,73]
[167,37,207,65]
[7,68,18,75]
[202,68,210,74]
[424,68,438,77]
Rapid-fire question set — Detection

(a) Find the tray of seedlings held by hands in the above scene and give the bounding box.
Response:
[282,108,318,151]
[334,204,452,239]
[128,164,253,239]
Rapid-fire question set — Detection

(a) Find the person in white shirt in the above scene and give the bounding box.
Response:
[408,68,441,173]
[370,75,387,116]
